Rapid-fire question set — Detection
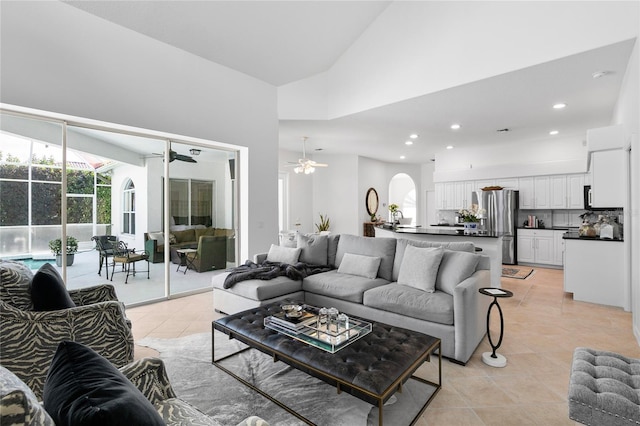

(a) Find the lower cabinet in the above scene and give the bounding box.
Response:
[517,229,557,266]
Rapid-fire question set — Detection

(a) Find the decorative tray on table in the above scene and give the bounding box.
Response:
[264,306,372,353]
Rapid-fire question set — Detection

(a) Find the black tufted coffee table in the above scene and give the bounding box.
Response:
[212,302,441,425]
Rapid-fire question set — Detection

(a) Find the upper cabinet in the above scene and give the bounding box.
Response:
[534,176,550,209]
[591,150,625,208]
[518,177,535,209]
[567,174,585,209]
[549,175,567,209]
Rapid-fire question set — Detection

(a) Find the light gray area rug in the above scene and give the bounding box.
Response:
[139,331,437,426]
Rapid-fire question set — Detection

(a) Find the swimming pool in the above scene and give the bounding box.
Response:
[14,258,55,270]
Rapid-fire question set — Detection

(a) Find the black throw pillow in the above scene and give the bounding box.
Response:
[30,263,76,311]
[43,341,164,426]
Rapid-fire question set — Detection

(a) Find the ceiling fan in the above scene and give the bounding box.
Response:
[150,144,197,163]
[288,137,328,174]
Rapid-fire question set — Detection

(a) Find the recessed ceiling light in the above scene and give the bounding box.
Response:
[446,145,454,150]
[450,123,461,130]
[549,130,559,135]
[553,103,567,109]
[400,155,406,159]
[409,134,418,139]
[405,140,413,145]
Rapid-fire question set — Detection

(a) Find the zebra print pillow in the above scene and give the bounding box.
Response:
[0,365,55,426]
[0,260,33,311]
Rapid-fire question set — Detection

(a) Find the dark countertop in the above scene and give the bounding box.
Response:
[378,225,502,238]
[562,231,624,242]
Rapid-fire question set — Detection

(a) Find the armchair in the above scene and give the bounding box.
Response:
[0,282,134,399]
[186,235,227,272]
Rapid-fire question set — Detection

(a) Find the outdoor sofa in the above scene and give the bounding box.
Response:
[212,233,492,365]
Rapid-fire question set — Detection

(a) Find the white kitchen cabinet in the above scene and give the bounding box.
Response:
[519,177,535,209]
[553,230,565,266]
[443,182,456,209]
[567,174,585,209]
[496,178,518,189]
[550,175,567,209]
[475,179,495,191]
[564,239,625,308]
[435,183,445,210]
[464,181,475,208]
[534,176,550,209]
[454,182,465,210]
[591,150,625,208]
[517,229,555,265]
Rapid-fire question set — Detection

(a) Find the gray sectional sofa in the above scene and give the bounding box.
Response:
[212,233,492,365]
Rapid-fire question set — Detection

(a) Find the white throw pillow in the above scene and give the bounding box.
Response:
[266,244,301,265]
[337,253,381,279]
[147,232,164,241]
[397,245,444,292]
[436,250,480,295]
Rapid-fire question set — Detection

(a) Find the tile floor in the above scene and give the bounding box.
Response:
[128,266,640,425]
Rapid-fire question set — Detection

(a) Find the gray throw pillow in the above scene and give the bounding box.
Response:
[436,250,480,295]
[266,244,301,264]
[297,234,328,265]
[397,245,444,292]
[337,253,381,279]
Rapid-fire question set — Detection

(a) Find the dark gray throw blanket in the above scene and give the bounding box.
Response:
[223,260,332,289]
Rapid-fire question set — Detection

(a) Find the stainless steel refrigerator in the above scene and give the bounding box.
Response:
[472,189,519,265]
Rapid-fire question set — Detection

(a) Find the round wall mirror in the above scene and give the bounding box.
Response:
[366,187,379,216]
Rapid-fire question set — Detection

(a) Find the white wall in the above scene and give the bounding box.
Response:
[358,157,389,226]
[0,1,279,259]
[278,149,314,233]
[111,164,148,251]
[280,2,639,120]
[434,136,588,182]
[611,38,640,341]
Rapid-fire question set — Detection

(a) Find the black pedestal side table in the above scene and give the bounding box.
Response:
[479,287,513,368]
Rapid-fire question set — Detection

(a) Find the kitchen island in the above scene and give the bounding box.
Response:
[375,226,503,287]
[563,232,627,310]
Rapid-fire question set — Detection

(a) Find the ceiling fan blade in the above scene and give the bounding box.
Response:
[174,153,197,163]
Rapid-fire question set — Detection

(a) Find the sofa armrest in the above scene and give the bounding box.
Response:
[68,284,119,305]
[452,269,492,364]
[119,358,177,404]
[253,252,267,263]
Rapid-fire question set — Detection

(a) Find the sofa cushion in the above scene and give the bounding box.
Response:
[335,234,396,281]
[392,239,475,282]
[436,250,480,295]
[397,246,443,293]
[327,234,340,266]
[214,228,235,238]
[267,244,301,265]
[30,263,76,311]
[172,229,196,243]
[302,270,389,303]
[147,232,164,241]
[43,341,164,426]
[0,365,55,425]
[363,283,454,325]
[212,272,302,301]
[0,260,34,310]
[195,227,215,241]
[337,253,381,279]
[297,234,328,265]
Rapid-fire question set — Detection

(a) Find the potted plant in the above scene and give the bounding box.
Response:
[49,236,79,266]
[315,213,331,234]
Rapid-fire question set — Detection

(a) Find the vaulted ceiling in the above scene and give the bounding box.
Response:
[64,1,637,164]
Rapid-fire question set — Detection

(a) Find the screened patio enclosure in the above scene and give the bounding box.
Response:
[0,108,239,305]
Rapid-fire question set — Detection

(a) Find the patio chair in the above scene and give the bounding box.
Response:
[111,241,150,284]
[92,235,118,279]
[185,235,227,272]
[0,260,134,399]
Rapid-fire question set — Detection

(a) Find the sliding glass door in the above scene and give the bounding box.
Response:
[0,108,239,306]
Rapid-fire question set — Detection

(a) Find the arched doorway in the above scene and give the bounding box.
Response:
[389,173,416,225]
